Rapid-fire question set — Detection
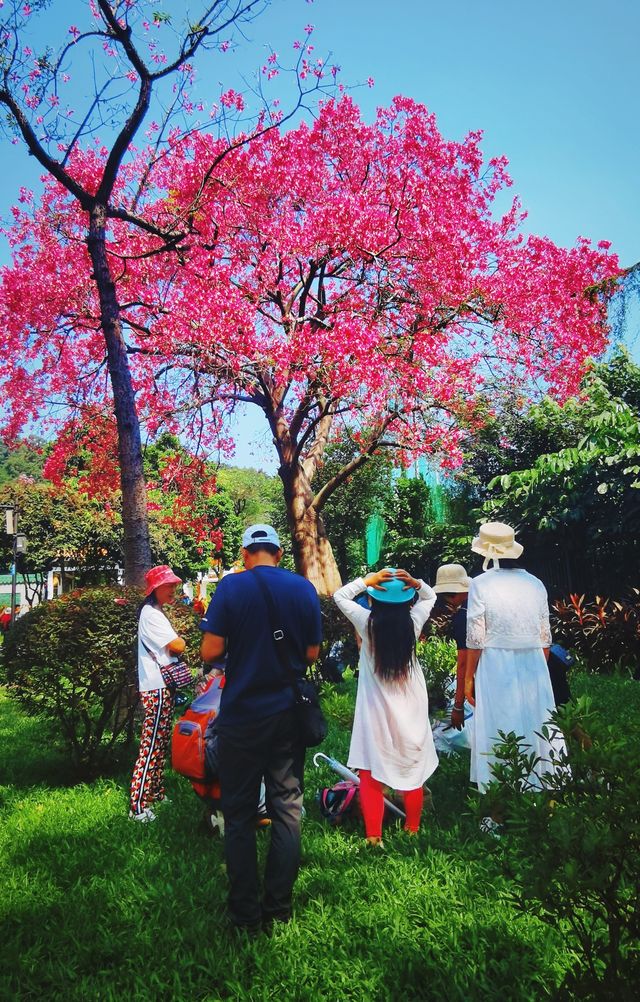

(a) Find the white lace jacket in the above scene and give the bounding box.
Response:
[466,568,552,650]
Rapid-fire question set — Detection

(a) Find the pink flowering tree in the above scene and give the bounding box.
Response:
[115,97,618,591]
[0,82,620,590]
[0,0,332,584]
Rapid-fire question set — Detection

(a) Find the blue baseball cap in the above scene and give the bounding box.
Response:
[366,569,416,604]
[242,524,281,549]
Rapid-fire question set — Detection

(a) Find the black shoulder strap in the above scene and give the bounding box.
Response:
[140,636,177,668]
[140,637,160,663]
[250,568,299,689]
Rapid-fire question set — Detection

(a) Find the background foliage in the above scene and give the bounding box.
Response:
[0,432,278,586]
[479,349,640,596]
[1,587,202,776]
[552,591,640,674]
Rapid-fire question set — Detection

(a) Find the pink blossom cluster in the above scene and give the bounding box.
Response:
[0,96,620,487]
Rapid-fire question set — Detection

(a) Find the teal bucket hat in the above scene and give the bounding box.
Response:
[366,569,416,604]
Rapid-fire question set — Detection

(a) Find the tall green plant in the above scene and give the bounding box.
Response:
[416,637,456,711]
[486,699,640,999]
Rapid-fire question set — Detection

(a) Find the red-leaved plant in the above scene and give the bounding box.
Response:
[552,590,640,672]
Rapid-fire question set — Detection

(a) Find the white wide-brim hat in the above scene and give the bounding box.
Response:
[433,563,471,594]
[471,522,523,569]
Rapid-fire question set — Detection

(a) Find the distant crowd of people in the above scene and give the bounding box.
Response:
[131,520,565,934]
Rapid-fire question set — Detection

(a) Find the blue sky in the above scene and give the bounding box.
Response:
[2,0,637,261]
[1,0,638,469]
[272,0,638,264]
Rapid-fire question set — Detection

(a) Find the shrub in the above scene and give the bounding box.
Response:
[318,594,351,650]
[485,698,640,999]
[314,595,359,683]
[416,636,457,711]
[320,670,356,729]
[552,590,640,674]
[1,586,202,777]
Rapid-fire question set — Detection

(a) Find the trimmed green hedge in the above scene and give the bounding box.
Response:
[1,587,202,776]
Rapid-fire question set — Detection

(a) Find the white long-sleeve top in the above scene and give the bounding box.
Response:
[333,577,439,790]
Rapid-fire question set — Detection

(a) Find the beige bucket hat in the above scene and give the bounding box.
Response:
[471,522,523,570]
[433,563,471,594]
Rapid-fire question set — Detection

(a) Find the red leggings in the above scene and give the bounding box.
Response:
[358,770,424,838]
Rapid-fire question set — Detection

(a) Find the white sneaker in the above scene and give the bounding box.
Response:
[205,810,225,836]
[129,807,156,822]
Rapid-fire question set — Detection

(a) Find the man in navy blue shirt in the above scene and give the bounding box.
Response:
[200,524,322,933]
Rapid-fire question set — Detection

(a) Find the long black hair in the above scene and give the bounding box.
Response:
[138,591,159,620]
[367,598,416,683]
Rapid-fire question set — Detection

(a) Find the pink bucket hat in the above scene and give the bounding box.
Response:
[144,564,182,596]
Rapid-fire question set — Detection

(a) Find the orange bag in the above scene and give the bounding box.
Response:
[171,675,224,781]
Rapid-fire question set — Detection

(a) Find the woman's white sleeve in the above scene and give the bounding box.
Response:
[140,606,178,651]
[539,588,552,647]
[466,582,486,649]
[333,578,370,635]
[410,582,437,637]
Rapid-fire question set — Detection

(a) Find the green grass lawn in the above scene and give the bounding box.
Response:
[0,671,637,1002]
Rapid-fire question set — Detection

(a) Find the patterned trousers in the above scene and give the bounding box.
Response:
[130,688,175,814]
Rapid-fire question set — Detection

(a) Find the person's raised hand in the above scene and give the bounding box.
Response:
[394,568,421,591]
[363,569,395,591]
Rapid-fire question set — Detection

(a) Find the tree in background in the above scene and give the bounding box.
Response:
[142,433,242,575]
[0,0,330,584]
[0,429,243,591]
[146,485,240,579]
[315,440,393,582]
[0,477,122,602]
[216,465,285,530]
[478,349,640,593]
[43,423,241,580]
[485,384,640,538]
[339,348,640,591]
[378,473,471,583]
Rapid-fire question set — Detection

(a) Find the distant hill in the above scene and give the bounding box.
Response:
[0,440,46,485]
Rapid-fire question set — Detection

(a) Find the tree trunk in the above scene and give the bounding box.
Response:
[87,206,151,586]
[280,463,342,595]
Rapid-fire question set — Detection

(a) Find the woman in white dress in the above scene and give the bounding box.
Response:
[464,523,566,802]
[334,568,439,847]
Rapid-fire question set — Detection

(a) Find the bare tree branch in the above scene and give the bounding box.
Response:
[0,86,93,209]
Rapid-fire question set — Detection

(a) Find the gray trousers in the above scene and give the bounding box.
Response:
[217,708,304,926]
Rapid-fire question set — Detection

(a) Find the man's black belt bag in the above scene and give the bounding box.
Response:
[250,569,327,748]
